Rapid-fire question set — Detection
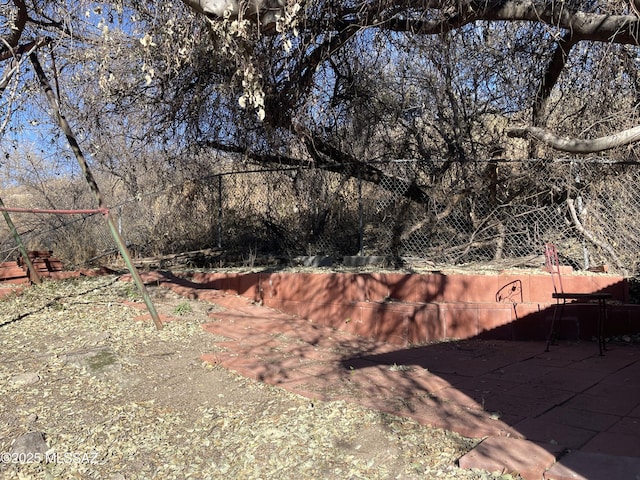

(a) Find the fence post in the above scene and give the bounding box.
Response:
[0,195,42,285]
[118,206,123,237]
[30,52,162,330]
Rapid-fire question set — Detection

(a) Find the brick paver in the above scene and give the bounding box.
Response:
[137,275,640,480]
[544,451,640,480]
[458,436,557,480]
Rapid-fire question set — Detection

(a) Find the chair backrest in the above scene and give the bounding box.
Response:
[544,243,565,295]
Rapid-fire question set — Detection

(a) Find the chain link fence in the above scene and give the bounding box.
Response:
[2,159,639,276]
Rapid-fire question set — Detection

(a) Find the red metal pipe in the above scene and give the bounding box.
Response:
[0,207,109,215]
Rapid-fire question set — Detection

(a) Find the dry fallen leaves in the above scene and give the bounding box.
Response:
[0,276,520,479]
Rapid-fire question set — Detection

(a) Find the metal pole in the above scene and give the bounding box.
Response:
[0,195,42,285]
[30,52,162,330]
[217,175,223,249]
[358,165,364,256]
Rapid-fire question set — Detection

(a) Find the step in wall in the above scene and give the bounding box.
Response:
[0,251,66,285]
[0,261,29,284]
[180,270,636,346]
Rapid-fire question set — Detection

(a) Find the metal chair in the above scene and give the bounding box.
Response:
[544,243,612,355]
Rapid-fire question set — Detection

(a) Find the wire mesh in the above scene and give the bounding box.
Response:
[1,159,638,276]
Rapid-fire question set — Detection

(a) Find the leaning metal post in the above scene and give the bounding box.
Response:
[217,175,223,249]
[30,52,162,330]
[0,195,42,285]
[358,165,364,256]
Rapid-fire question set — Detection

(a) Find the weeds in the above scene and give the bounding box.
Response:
[173,301,193,316]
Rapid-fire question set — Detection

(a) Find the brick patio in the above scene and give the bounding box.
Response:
[130,272,640,480]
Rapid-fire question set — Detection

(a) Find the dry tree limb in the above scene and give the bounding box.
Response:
[507,125,640,153]
[566,198,627,275]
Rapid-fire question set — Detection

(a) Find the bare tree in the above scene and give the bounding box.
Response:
[3,1,640,263]
[5,1,640,161]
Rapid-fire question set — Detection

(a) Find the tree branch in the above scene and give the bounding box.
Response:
[533,31,578,127]
[180,0,286,28]
[305,137,430,203]
[2,0,27,50]
[567,198,626,275]
[198,137,432,204]
[0,37,49,63]
[0,38,48,111]
[356,1,640,46]
[179,0,640,47]
[507,124,640,153]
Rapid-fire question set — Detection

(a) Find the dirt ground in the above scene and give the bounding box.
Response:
[0,276,518,479]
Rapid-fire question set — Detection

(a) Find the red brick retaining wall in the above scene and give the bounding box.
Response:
[181,270,636,346]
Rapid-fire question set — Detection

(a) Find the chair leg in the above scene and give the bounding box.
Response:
[598,299,607,356]
[546,301,563,352]
[603,300,608,353]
